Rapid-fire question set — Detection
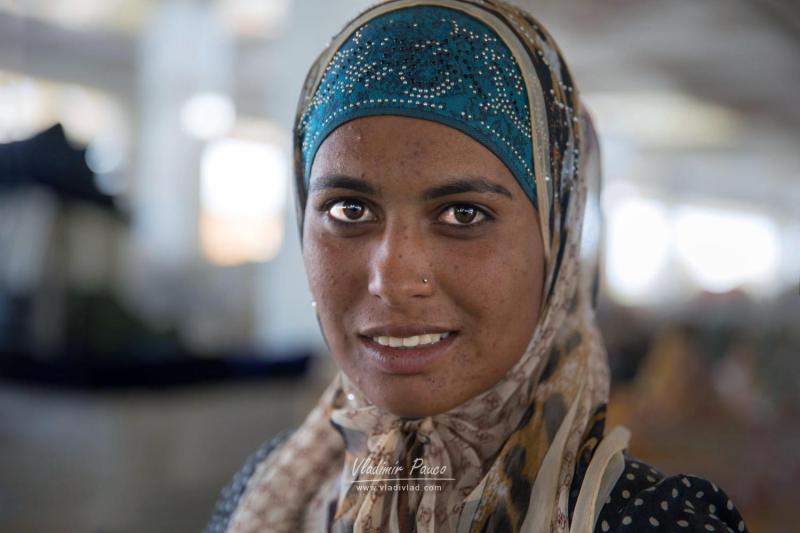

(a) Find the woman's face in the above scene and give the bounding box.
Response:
[303,116,545,418]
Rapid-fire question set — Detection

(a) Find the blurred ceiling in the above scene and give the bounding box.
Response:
[1,0,798,213]
[2,0,152,33]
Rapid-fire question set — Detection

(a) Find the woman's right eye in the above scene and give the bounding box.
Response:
[326,199,376,223]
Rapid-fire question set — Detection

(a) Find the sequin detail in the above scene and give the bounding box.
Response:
[299,6,537,206]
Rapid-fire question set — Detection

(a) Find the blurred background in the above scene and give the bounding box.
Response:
[0,0,797,531]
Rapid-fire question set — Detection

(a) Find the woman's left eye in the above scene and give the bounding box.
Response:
[438,204,489,226]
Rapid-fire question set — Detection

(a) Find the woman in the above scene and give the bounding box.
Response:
[208,1,748,531]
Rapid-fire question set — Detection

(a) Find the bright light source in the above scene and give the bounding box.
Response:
[673,206,779,293]
[86,133,125,174]
[22,0,142,32]
[0,74,50,142]
[181,92,235,140]
[56,85,123,144]
[219,0,292,37]
[87,133,128,195]
[201,212,284,267]
[201,139,287,219]
[605,197,671,303]
[584,91,741,149]
[200,137,289,265]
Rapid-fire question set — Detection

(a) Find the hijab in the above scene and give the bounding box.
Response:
[226,1,628,531]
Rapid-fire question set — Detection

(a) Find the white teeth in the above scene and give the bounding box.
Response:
[402,336,419,347]
[371,332,452,348]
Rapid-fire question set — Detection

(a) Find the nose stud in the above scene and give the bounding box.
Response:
[422,277,429,284]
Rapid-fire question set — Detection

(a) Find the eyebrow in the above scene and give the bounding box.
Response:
[423,177,513,201]
[308,175,379,196]
[308,174,513,200]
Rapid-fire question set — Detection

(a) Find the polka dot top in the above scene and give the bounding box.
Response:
[589,457,748,533]
[561,406,749,533]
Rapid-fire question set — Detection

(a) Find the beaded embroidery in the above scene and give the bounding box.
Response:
[298,5,537,206]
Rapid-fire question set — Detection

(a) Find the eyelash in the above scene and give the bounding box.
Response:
[320,198,493,228]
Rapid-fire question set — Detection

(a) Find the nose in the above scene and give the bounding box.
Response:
[368,220,434,306]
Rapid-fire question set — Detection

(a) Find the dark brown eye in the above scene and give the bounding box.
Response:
[439,204,487,226]
[328,200,375,223]
[341,201,364,220]
[454,205,476,223]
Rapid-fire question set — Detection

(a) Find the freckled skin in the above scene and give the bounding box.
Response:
[303,115,545,417]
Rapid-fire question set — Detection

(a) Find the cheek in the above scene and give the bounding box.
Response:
[302,229,361,325]
[439,224,542,376]
[443,230,541,320]
[489,231,543,329]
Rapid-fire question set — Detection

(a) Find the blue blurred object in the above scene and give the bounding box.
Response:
[0,349,312,389]
[0,123,116,209]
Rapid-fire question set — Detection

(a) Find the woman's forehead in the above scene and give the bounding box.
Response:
[309,116,520,190]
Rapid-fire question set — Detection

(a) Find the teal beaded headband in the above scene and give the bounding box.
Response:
[297,4,538,208]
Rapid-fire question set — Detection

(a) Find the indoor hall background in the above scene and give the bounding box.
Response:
[0,0,797,531]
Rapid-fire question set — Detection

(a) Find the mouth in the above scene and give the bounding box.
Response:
[358,329,458,375]
[369,331,451,348]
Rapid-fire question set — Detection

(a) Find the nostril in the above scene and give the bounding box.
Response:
[368,275,435,305]
[367,233,434,303]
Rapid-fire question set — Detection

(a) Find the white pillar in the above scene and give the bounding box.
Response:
[253,0,374,356]
[128,0,234,318]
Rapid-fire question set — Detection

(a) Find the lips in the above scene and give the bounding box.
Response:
[372,332,451,348]
[358,325,458,374]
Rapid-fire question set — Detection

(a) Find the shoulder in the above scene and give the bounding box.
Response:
[205,430,294,533]
[594,456,749,533]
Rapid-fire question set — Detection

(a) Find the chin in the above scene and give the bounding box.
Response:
[379,401,442,419]
[363,378,458,418]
